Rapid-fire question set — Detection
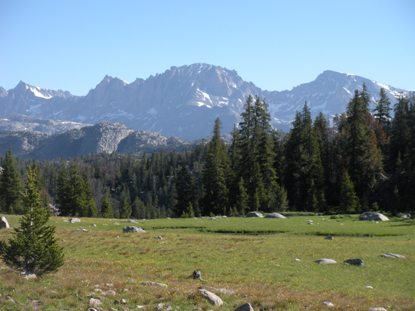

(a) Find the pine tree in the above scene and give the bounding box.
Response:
[234,178,249,215]
[0,165,64,276]
[339,87,383,209]
[101,192,113,218]
[202,118,230,215]
[285,104,325,211]
[0,149,22,214]
[339,171,359,213]
[119,188,132,219]
[174,166,195,217]
[374,88,392,132]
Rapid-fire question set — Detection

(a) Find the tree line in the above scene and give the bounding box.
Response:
[0,85,414,218]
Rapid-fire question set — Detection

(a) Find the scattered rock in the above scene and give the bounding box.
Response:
[0,216,10,229]
[397,212,411,219]
[21,271,37,279]
[369,307,387,311]
[307,219,314,225]
[265,212,286,219]
[31,300,41,311]
[235,303,254,311]
[366,285,374,289]
[324,235,333,240]
[156,303,173,311]
[155,236,163,240]
[382,253,405,259]
[105,289,116,296]
[87,308,99,311]
[205,286,235,295]
[92,224,97,227]
[122,226,146,233]
[69,217,81,223]
[141,281,168,288]
[344,258,364,266]
[192,270,202,279]
[359,212,389,221]
[89,297,102,308]
[5,295,15,304]
[295,258,301,262]
[322,301,335,307]
[315,258,337,265]
[199,288,224,306]
[121,298,127,304]
[246,211,264,218]
[129,219,138,223]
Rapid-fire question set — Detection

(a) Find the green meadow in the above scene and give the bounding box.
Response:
[0,215,414,310]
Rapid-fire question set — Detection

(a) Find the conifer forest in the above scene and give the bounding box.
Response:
[1,86,414,218]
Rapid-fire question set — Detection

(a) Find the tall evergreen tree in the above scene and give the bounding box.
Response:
[0,165,64,276]
[374,88,392,132]
[339,171,359,213]
[119,187,132,219]
[0,149,22,214]
[339,87,383,209]
[285,104,325,211]
[202,118,230,215]
[174,166,195,217]
[101,192,113,218]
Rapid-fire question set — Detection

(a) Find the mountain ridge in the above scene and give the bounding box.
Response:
[0,64,410,139]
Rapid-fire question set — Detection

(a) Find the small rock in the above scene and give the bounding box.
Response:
[6,295,15,304]
[369,307,387,311]
[344,258,364,266]
[246,211,264,218]
[397,212,411,219]
[265,212,286,219]
[106,283,114,287]
[205,286,235,295]
[0,216,10,229]
[129,219,138,223]
[121,298,127,304]
[89,297,102,308]
[199,288,223,306]
[192,270,202,279]
[366,285,374,289]
[315,258,337,265]
[382,253,405,259]
[21,271,37,279]
[156,303,173,311]
[295,258,301,262]
[322,301,335,307]
[87,308,99,311]
[324,235,333,240]
[82,228,88,232]
[235,303,254,311]
[307,219,314,225]
[92,224,97,227]
[69,217,81,223]
[359,212,389,221]
[123,226,146,233]
[155,236,163,240]
[105,289,116,296]
[141,281,168,288]
[136,305,145,309]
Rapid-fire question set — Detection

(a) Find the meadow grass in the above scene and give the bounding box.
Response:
[0,215,414,310]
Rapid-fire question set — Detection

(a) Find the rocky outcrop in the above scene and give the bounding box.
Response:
[359,212,389,221]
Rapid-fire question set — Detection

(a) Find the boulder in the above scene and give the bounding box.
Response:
[89,298,102,308]
[324,235,333,240]
[344,258,364,266]
[199,288,223,306]
[265,212,286,219]
[246,211,264,218]
[359,212,389,221]
[235,303,254,311]
[369,307,387,311]
[122,226,146,233]
[397,212,411,219]
[69,217,81,223]
[0,216,10,229]
[382,253,405,259]
[192,270,202,279]
[322,301,335,307]
[315,258,337,265]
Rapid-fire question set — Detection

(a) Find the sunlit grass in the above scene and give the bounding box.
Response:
[0,215,414,310]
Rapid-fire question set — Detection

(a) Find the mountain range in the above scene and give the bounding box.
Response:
[0,64,410,140]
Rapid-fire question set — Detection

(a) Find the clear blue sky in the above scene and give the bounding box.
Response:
[1,0,414,95]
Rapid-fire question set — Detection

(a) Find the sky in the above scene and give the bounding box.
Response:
[0,0,414,95]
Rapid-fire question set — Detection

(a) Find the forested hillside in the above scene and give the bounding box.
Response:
[1,86,414,217]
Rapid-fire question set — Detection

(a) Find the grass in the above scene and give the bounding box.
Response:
[0,214,414,310]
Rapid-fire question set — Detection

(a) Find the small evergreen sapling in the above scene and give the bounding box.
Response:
[0,166,64,276]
